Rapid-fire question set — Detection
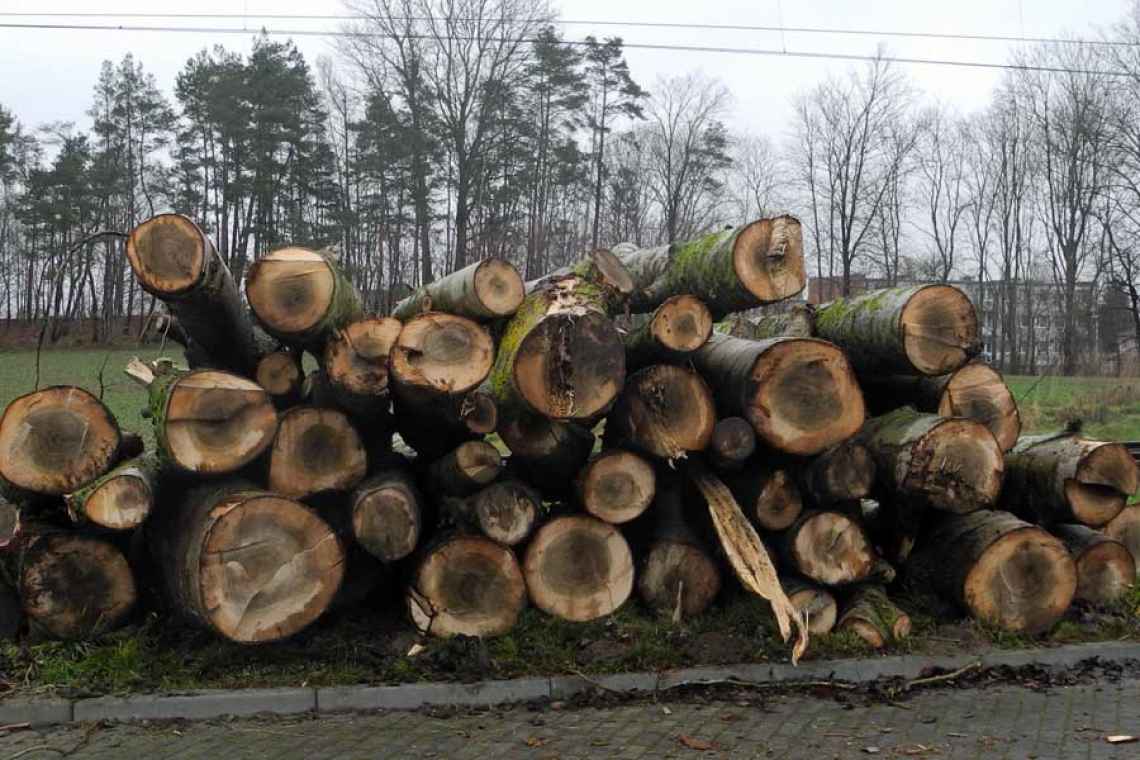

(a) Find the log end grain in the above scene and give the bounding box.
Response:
[1069,442,1139,526]
[470,480,541,546]
[352,475,422,562]
[390,313,494,396]
[163,371,278,475]
[637,540,722,618]
[782,578,838,635]
[938,362,1021,452]
[709,417,757,470]
[577,450,656,524]
[915,418,1005,513]
[126,213,206,294]
[256,351,304,399]
[608,365,717,459]
[246,247,336,336]
[733,215,806,304]
[651,294,713,354]
[74,470,153,530]
[786,510,876,586]
[900,285,980,376]
[804,440,876,505]
[1103,505,1140,575]
[474,258,526,316]
[751,469,804,531]
[1073,539,1136,606]
[325,317,403,399]
[524,515,634,622]
[268,407,368,499]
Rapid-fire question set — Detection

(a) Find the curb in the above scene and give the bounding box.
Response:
[2,641,1137,728]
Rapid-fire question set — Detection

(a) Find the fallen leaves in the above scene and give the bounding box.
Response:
[677,734,720,751]
[524,736,548,748]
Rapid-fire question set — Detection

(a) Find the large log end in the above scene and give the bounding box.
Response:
[246,248,336,337]
[901,285,980,375]
[126,213,207,295]
[733,216,806,304]
[523,515,634,622]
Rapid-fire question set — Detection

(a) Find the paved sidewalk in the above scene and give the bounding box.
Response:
[2,678,1137,759]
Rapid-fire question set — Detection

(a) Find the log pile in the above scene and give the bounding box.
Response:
[1,211,1136,662]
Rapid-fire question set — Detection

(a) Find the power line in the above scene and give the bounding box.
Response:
[0,10,1133,49]
[0,20,1130,78]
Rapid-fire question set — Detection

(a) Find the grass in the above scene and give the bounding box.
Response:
[1007,374,1140,441]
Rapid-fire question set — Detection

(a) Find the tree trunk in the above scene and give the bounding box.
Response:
[245,247,363,349]
[575,449,656,524]
[707,417,757,472]
[425,440,502,498]
[0,386,121,496]
[799,440,876,506]
[605,364,717,460]
[718,304,816,340]
[1052,524,1136,606]
[350,467,424,563]
[523,514,634,622]
[623,294,713,371]
[267,407,368,500]
[407,534,526,637]
[148,481,344,642]
[126,214,261,375]
[813,284,981,376]
[394,384,498,461]
[614,216,806,315]
[1103,505,1140,576]
[64,452,158,531]
[255,349,305,408]
[836,585,911,648]
[392,258,525,322]
[448,479,541,547]
[780,575,837,635]
[1002,433,1138,527]
[779,510,881,587]
[860,362,1022,452]
[856,407,1004,513]
[691,334,865,456]
[390,312,494,399]
[322,317,403,416]
[725,465,803,531]
[906,511,1076,634]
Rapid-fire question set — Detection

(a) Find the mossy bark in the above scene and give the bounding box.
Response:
[392,258,524,321]
[717,304,815,340]
[836,584,910,648]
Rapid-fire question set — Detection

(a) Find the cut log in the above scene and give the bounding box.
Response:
[718,303,816,340]
[130,362,278,475]
[0,497,19,549]
[906,511,1076,633]
[149,482,345,642]
[64,453,158,530]
[780,576,838,635]
[615,216,805,315]
[780,510,880,587]
[245,247,363,348]
[725,466,803,531]
[392,258,525,321]
[394,384,498,460]
[575,449,656,524]
[799,440,876,506]
[426,440,503,498]
[524,514,634,622]
[836,585,911,648]
[350,469,424,562]
[453,479,542,546]
[860,362,1021,452]
[1103,505,1140,575]
[1002,433,1138,527]
[126,214,261,375]
[321,316,402,415]
[623,294,713,370]
[691,334,865,456]
[708,417,757,472]
[814,284,980,376]
[268,407,368,499]
[407,534,526,637]
[390,312,494,401]
[856,407,1004,513]
[498,409,595,490]
[605,364,717,460]
[1052,524,1136,606]
[0,386,121,496]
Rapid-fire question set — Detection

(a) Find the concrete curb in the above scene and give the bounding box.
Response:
[1,641,1136,727]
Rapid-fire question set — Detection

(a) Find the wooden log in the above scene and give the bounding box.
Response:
[780,575,838,635]
[605,364,717,460]
[615,216,805,315]
[63,453,158,530]
[575,450,656,524]
[691,334,865,456]
[1103,505,1140,575]
[1002,433,1138,527]
[856,407,1004,513]
[725,465,803,531]
[390,312,494,400]
[814,284,981,376]
[318,316,403,415]
[450,479,542,547]
[126,214,261,375]
[707,417,757,472]
[0,497,19,549]
[799,440,876,506]
[498,409,595,491]
[718,303,816,340]
[623,294,713,370]
[524,514,634,622]
[426,440,502,498]
[860,362,1021,452]
[127,360,278,476]
[268,407,368,499]
[1052,524,1136,606]
[407,534,526,637]
[350,468,424,562]
[394,384,498,460]
[836,585,911,648]
[392,258,525,321]
[906,510,1076,633]
[780,510,880,587]
[149,482,345,642]
[255,350,305,408]
[0,386,121,496]
[245,247,363,349]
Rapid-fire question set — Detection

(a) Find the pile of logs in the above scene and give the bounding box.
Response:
[1,211,1137,662]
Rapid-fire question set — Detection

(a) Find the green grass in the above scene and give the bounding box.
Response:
[1007,374,1140,441]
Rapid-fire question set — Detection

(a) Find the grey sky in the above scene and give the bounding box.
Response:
[0,0,1130,142]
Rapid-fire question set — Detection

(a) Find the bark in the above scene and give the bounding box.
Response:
[780,575,838,635]
[64,452,159,531]
[1103,505,1140,576]
[1052,524,1135,606]
[724,465,803,532]
[350,468,424,563]
[392,258,525,321]
[799,440,876,507]
[322,317,403,415]
[575,449,656,524]
[390,312,494,399]
[268,407,368,500]
[718,303,816,340]
[836,585,912,648]
[691,333,865,456]
[394,384,498,461]
[623,294,713,371]
[605,365,717,460]
[707,417,757,472]
[425,440,502,498]
[779,510,882,587]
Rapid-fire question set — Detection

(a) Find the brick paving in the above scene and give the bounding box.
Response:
[2,678,1138,759]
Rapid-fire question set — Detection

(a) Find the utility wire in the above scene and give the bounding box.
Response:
[0,21,1131,78]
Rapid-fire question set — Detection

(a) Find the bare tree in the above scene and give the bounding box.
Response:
[915,105,969,281]
[730,133,783,220]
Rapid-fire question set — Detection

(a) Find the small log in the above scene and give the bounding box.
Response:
[576,450,656,524]
[623,294,713,370]
[1103,505,1140,575]
[780,576,837,635]
[255,350,305,408]
[614,216,805,315]
[126,214,262,374]
[452,479,542,546]
[1002,433,1139,527]
[394,384,498,460]
[814,284,981,376]
[268,407,368,499]
[906,510,1076,633]
[407,534,526,637]
[799,440,876,506]
[856,407,1004,513]
[708,417,757,472]
[321,317,403,415]
[836,585,911,648]
[498,409,595,491]
[691,334,865,456]
[149,482,344,642]
[605,364,716,459]
[780,510,880,587]
[725,465,803,531]
[350,468,424,562]
[390,312,494,398]
[718,303,816,339]
[0,386,121,496]
[1052,524,1136,606]
[245,247,363,349]
[63,453,159,530]
[524,515,635,622]
[392,257,525,321]
[426,440,502,498]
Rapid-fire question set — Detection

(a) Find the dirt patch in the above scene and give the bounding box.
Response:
[681,631,755,665]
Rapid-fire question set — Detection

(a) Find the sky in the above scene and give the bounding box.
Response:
[0,0,1132,143]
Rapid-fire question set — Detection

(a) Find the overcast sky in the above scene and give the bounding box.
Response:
[0,0,1131,143]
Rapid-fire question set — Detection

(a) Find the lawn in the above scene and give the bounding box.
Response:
[1006,374,1140,441]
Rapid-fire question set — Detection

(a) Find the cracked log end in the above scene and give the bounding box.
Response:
[1069,442,1139,526]
[783,510,877,586]
[781,576,838,635]
[163,371,278,475]
[126,213,207,295]
[900,285,980,376]
[324,317,402,403]
[269,406,367,499]
[733,215,806,303]
[390,312,493,396]
[577,450,656,524]
[524,515,634,622]
[607,364,717,459]
[246,247,336,336]
[912,418,1005,513]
